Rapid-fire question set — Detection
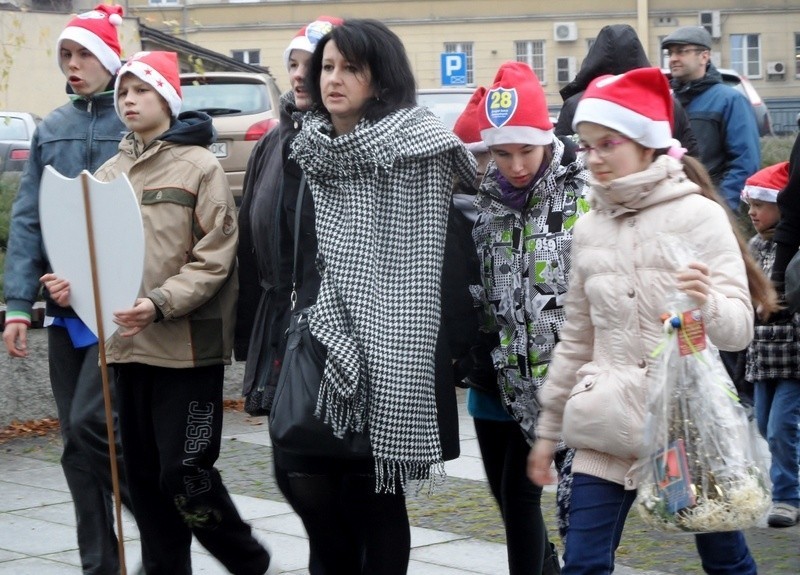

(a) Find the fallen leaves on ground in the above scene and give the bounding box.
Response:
[0,417,60,444]
[224,398,244,411]
[0,400,246,444]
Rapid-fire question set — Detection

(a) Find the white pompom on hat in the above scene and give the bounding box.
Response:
[115,51,182,119]
[741,161,789,204]
[282,16,343,71]
[573,67,674,149]
[478,62,553,147]
[56,4,124,75]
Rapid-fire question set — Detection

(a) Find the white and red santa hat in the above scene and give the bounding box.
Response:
[453,86,489,153]
[478,62,553,147]
[573,67,674,149]
[57,4,124,75]
[115,51,182,119]
[741,161,789,204]
[282,16,343,70]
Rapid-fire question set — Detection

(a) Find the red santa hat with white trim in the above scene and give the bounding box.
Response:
[453,86,489,153]
[282,16,343,70]
[57,4,124,75]
[741,161,789,204]
[115,51,182,119]
[478,62,553,147]
[573,67,674,149]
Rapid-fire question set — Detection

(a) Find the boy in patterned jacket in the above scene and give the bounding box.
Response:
[742,161,800,528]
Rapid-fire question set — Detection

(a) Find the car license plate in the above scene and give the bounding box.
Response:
[209,142,228,158]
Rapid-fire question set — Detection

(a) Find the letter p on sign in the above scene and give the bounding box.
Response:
[441,52,467,86]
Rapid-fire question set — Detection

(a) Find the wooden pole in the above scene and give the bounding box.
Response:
[81,172,127,575]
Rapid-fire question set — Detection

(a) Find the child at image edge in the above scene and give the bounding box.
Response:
[528,67,777,575]
[94,51,277,575]
[741,161,800,528]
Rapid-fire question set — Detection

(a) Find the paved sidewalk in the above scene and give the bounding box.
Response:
[0,387,795,574]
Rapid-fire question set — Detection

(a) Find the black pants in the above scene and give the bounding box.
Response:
[115,363,269,575]
[274,456,409,575]
[474,417,559,575]
[48,326,132,575]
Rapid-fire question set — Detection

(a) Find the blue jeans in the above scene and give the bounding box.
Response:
[563,473,757,575]
[754,378,800,506]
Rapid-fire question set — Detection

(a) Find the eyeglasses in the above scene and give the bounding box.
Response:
[664,46,708,57]
[576,137,630,158]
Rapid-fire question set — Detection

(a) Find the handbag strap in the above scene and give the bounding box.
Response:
[290,173,307,311]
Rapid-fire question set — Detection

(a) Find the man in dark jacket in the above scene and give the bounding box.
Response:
[663,25,760,212]
[555,24,699,158]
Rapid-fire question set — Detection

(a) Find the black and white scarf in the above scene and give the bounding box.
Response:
[290,106,476,491]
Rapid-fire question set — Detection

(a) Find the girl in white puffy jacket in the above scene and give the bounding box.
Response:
[527,67,777,575]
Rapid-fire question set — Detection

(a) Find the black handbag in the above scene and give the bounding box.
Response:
[268,176,371,459]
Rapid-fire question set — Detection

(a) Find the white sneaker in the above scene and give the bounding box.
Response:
[767,502,799,527]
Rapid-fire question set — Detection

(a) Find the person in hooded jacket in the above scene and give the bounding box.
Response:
[529,66,776,575]
[2,6,135,573]
[555,24,698,160]
[470,61,591,574]
[89,51,275,575]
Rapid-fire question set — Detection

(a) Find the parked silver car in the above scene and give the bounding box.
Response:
[0,111,41,175]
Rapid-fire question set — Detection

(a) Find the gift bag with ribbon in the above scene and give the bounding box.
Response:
[633,294,770,533]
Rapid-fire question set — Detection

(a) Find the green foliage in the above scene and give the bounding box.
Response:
[761,135,797,168]
[0,174,20,301]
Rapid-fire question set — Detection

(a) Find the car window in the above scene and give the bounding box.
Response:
[180,83,270,115]
[416,91,472,129]
[0,117,30,140]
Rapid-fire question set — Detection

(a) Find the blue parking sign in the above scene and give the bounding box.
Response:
[441,53,467,86]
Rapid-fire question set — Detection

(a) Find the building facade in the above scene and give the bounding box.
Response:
[4,1,800,131]
[126,0,800,133]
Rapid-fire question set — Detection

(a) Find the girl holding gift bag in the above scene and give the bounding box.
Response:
[527,67,777,575]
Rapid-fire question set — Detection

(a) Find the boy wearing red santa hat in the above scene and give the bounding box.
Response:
[3,6,135,573]
[93,51,277,574]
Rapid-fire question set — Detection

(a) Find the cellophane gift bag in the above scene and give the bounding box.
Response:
[634,242,770,533]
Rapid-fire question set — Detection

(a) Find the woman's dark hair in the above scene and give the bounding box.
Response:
[307,19,417,122]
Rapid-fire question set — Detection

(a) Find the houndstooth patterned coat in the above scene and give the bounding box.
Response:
[291,106,476,491]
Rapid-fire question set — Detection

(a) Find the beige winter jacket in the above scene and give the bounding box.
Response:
[536,155,754,488]
[96,131,238,368]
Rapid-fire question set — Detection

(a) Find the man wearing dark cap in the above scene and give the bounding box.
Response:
[662,25,760,212]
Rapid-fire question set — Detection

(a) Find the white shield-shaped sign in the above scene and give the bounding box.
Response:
[40,166,144,341]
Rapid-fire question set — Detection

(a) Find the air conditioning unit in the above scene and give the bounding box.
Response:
[556,57,577,83]
[554,22,578,42]
[698,10,721,39]
[767,61,786,75]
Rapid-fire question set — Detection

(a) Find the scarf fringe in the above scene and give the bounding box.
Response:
[374,457,447,495]
[315,375,368,437]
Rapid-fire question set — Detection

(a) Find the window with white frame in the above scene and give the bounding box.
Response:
[795,33,800,77]
[730,34,761,78]
[514,40,545,83]
[148,0,178,5]
[232,50,261,66]
[444,42,474,85]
